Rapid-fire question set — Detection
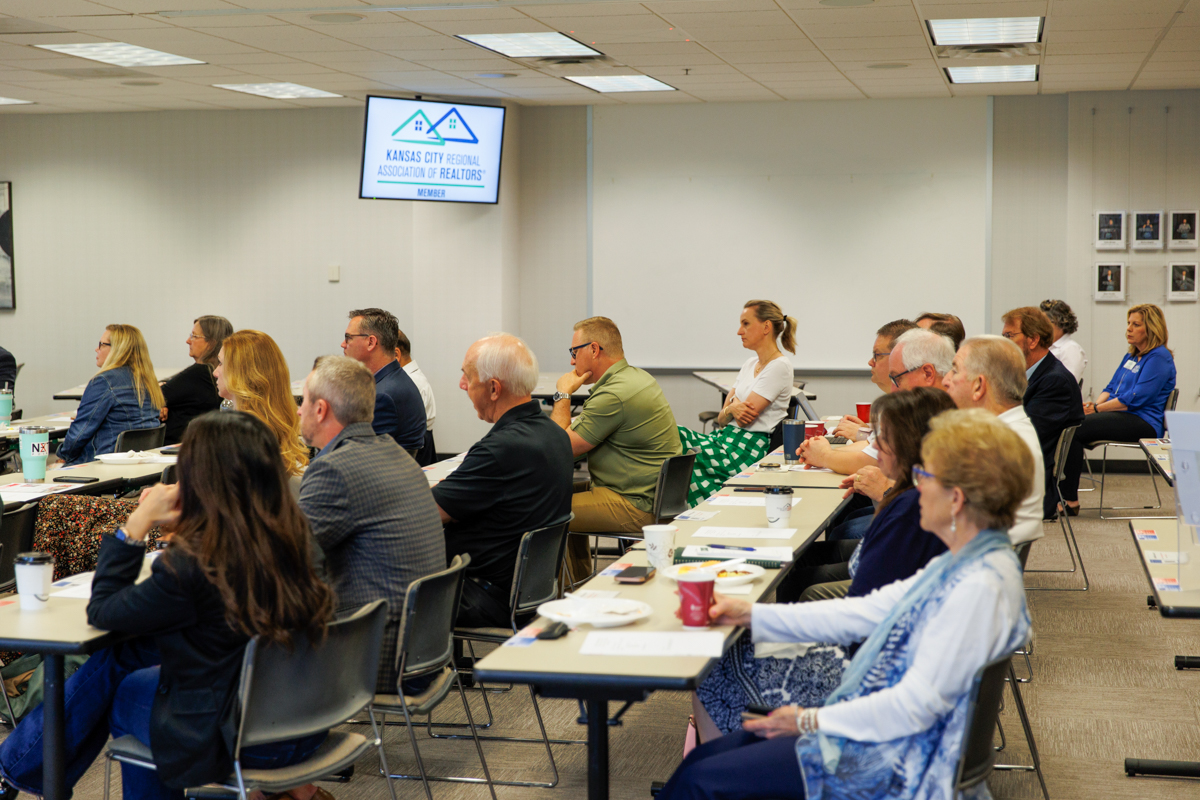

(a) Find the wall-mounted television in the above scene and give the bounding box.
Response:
[360,95,506,204]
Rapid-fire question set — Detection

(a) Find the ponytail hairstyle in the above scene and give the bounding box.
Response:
[744,300,796,354]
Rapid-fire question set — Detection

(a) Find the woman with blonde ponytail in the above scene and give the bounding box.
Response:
[678,300,796,506]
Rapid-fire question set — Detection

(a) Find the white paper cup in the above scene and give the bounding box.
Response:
[643,525,677,572]
[15,552,54,611]
[765,488,793,528]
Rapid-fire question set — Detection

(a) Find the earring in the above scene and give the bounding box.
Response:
[950,515,957,534]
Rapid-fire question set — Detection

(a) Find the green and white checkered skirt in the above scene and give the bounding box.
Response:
[677,425,771,508]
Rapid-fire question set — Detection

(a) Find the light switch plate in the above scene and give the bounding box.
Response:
[328,264,340,282]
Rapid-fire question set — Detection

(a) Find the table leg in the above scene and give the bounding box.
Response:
[43,653,66,800]
[1125,758,1200,778]
[586,699,609,800]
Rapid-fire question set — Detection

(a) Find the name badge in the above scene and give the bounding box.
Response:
[1124,359,1140,373]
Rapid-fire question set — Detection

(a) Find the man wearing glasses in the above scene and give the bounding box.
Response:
[550,316,681,583]
[341,308,427,457]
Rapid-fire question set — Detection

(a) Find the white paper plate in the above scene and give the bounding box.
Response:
[660,562,765,587]
[96,452,176,465]
[537,598,653,628]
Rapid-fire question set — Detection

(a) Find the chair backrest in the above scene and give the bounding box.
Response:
[1168,387,1180,413]
[396,554,469,680]
[0,503,37,591]
[160,464,177,485]
[954,653,1013,791]
[1014,541,1031,570]
[1053,424,1080,484]
[114,425,166,453]
[508,516,573,624]
[652,449,698,521]
[234,598,388,753]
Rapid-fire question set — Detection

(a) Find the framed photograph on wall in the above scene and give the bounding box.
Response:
[1095,262,1125,302]
[0,183,11,310]
[1169,262,1198,302]
[1169,210,1198,250]
[1132,210,1164,250]
[1095,211,1126,250]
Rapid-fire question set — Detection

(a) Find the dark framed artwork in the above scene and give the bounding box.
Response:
[1169,262,1198,302]
[0,183,11,309]
[1095,262,1125,301]
[1169,210,1198,250]
[1132,210,1164,250]
[1095,211,1126,250]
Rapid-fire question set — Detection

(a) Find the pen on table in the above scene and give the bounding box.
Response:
[707,544,757,552]
[734,487,766,492]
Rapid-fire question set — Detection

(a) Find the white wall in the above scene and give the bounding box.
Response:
[0,105,521,452]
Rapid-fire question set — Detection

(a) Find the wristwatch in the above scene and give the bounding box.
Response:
[552,391,571,403]
[113,528,141,546]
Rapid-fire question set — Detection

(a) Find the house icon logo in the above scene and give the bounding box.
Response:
[392,107,480,146]
[392,110,445,146]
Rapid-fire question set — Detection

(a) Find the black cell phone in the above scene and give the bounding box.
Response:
[159,446,181,455]
[745,703,775,717]
[614,566,656,584]
[826,436,849,445]
[536,621,570,640]
[54,476,99,484]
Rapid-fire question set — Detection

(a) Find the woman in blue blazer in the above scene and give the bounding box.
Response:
[1060,304,1176,514]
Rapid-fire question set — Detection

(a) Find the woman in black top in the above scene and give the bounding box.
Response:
[159,315,232,444]
[0,411,335,800]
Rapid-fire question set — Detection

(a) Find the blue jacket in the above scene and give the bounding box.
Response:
[847,488,947,598]
[57,366,161,465]
[1101,345,1176,436]
[371,359,427,451]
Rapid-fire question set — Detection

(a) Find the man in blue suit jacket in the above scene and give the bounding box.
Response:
[1003,306,1084,519]
[342,307,427,455]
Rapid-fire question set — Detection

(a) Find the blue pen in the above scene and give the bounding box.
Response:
[707,544,757,552]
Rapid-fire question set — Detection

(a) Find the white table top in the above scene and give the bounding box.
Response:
[0,596,114,655]
[0,413,75,440]
[1140,438,1173,485]
[1130,518,1199,617]
[532,372,591,402]
[692,371,816,400]
[53,367,184,401]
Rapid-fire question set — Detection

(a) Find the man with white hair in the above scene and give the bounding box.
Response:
[942,335,1045,545]
[888,327,955,390]
[433,334,573,628]
[297,355,445,691]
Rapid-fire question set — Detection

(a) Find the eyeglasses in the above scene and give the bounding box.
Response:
[871,350,892,361]
[343,333,371,344]
[889,368,914,388]
[912,465,939,485]
[187,333,206,341]
[97,341,112,350]
[1000,330,1020,340]
[568,341,601,358]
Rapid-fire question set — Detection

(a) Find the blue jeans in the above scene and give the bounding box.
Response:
[657,730,806,800]
[0,641,326,800]
[826,506,873,541]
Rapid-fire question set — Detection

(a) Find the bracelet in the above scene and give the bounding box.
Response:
[797,707,820,735]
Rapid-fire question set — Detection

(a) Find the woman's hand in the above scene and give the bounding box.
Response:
[852,466,889,502]
[708,593,752,627]
[123,483,181,542]
[1083,401,1095,415]
[743,706,801,739]
[800,437,831,468]
[158,406,169,422]
[730,401,759,426]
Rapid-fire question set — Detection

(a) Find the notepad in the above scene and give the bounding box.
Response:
[692,526,796,540]
[708,496,765,507]
[579,631,724,658]
[674,510,718,521]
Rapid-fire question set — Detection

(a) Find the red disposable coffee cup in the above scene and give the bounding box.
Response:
[856,403,871,424]
[804,421,826,440]
[678,572,716,629]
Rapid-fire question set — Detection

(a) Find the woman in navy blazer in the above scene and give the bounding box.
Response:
[1060,304,1176,513]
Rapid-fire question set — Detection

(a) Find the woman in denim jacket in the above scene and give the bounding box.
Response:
[57,325,164,465]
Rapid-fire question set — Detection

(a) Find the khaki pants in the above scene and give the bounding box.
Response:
[566,482,655,583]
[799,580,851,602]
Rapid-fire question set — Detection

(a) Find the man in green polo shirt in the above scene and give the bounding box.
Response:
[551,316,681,582]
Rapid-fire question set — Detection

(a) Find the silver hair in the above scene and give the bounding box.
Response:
[896,328,955,377]
[473,333,539,396]
[959,335,1028,406]
[306,355,375,425]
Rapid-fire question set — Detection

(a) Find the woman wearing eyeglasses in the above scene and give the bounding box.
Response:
[56,325,164,466]
[660,410,1031,800]
[158,315,232,445]
[694,388,955,740]
[212,330,309,476]
[678,300,796,506]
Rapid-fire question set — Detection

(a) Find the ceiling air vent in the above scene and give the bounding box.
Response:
[935,43,1041,59]
[0,18,72,35]
[527,55,620,74]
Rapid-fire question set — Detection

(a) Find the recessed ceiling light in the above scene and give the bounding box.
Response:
[867,63,909,69]
[928,17,1043,46]
[945,65,1038,84]
[457,32,601,58]
[309,13,364,23]
[476,73,517,78]
[819,0,874,6]
[213,82,342,99]
[0,97,32,105]
[121,80,161,86]
[35,42,205,67]
[564,75,675,93]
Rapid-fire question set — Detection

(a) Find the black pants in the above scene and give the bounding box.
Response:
[456,577,511,629]
[1061,411,1156,502]
[774,539,859,603]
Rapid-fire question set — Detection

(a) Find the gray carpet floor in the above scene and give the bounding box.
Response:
[9,472,1200,800]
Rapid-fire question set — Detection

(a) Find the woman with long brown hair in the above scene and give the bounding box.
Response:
[0,411,335,800]
[213,329,309,475]
[159,314,233,445]
[57,324,165,465]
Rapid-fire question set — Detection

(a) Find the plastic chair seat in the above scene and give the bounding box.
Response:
[453,626,510,642]
[373,667,456,716]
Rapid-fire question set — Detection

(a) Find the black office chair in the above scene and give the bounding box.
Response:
[113,425,166,453]
[0,503,36,594]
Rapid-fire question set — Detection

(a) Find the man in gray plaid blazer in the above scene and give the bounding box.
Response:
[298,356,444,693]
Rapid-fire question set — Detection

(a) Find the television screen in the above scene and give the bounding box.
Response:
[360,96,506,204]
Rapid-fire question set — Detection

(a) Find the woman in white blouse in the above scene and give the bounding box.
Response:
[678,300,795,505]
[1040,299,1087,382]
[657,409,1032,800]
